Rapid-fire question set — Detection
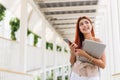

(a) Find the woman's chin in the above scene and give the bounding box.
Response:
[82,31,91,34]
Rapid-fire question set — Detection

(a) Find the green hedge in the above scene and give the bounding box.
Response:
[9,17,20,40]
[46,42,53,51]
[56,45,62,52]
[46,70,54,80]
[27,29,41,47]
[0,3,6,21]
[35,76,41,80]
[64,47,68,53]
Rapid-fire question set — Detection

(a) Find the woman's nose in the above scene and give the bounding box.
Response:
[83,23,87,27]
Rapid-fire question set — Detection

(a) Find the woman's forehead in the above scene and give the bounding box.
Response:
[79,19,89,23]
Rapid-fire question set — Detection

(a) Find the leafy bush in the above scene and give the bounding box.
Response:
[65,75,68,80]
[27,29,31,36]
[46,71,54,80]
[64,47,68,53]
[35,76,41,80]
[57,76,62,80]
[9,17,20,40]
[56,45,62,52]
[34,34,39,46]
[46,42,53,50]
[0,3,6,21]
[27,29,41,47]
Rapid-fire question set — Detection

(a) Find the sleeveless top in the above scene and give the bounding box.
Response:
[71,56,99,77]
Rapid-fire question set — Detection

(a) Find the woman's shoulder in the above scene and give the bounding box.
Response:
[93,37,101,42]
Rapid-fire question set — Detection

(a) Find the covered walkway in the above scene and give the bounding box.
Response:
[0,0,120,80]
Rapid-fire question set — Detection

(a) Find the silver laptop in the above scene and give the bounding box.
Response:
[78,39,106,62]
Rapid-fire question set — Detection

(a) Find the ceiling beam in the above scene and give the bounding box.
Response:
[61,32,75,35]
[45,16,96,21]
[62,34,74,36]
[63,35,74,39]
[58,29,75,34]
[57,28,75,32]
[47,15,95,20]
[53,23,75,25]
[63,35,74,38]
[46,13,98,19]
[51,18,95,24]
[58,32,75,35]
[51,17,94,21]
[40,5,98,12]
[51,19,77,23]
[35,0,96,3]
[55,27,75,29]
[54,24,76,28]
[55,26,75,29]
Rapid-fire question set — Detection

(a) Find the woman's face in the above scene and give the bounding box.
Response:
[79,19,92,34]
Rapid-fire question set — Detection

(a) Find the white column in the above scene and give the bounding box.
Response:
[101,0,116,80]
[20,0,27,72]
[117,0,120,42]
[101,0,120,79]
[53,33,57,80]
[103,9,111,80]
[95,0,116,79]
[100,10,111,80]
[41,20,47,80]
[110,0,120,74]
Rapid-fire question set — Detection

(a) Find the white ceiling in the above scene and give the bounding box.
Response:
[33,0,99,41]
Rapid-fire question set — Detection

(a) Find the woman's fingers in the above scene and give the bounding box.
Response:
[69,43,78,54]
[69,43,75,53]
[70,43,74,47]
[73,43,78,47]
[70,43,78,48]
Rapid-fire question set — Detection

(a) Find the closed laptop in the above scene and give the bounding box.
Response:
[78,39,106,62]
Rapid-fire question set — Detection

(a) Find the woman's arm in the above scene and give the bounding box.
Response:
[91,38,106,68]
[75,49,106,69]
[83,51,106,69]
[70,51,76,66]
[69,43,78,66]
[75,38,106,69]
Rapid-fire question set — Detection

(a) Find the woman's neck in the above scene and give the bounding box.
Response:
[84,33,93,40]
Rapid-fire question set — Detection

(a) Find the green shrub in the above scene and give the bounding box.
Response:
[27,29,31,36]
[46,42,53,50]
[35,76,41,80]
[65,75,68,80]
[34,34,39,46]
[64,47,68,53]
[9,17,20,40]
[56,45,62,52]
[0,3,6,21]
[27,29,41,47]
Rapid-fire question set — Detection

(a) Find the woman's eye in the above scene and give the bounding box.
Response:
[85,21,89,24]
[80,23,83,26]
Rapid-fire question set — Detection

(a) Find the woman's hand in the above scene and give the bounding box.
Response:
[69,43,78,65]
[75,49,87,57]
[69,43,78,55]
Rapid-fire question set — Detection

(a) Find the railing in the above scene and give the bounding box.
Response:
[112,73,120,80]
[0,68,33,80]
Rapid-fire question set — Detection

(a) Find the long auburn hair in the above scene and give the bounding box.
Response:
[74,16,95,49]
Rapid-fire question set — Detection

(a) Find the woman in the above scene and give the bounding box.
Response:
[69,16,106,80]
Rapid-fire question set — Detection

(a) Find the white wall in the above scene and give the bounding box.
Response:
[0,0,71,80]
[96,0,120,80]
